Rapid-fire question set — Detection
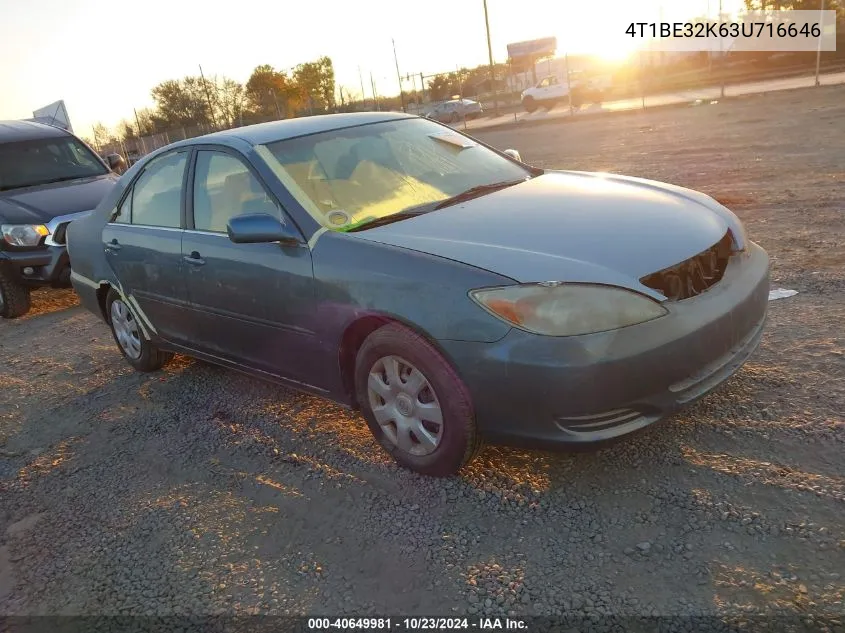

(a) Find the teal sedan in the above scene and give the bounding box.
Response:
[67,113,769,476]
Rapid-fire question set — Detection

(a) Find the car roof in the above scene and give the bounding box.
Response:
[191,111,416,146]
[0,120,70,142]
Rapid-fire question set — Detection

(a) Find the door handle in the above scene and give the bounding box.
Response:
[105,238,122,252]
[183,251,205,266]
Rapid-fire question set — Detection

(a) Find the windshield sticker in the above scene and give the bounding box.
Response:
[428,133,477,149]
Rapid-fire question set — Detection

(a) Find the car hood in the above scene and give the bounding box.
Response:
[351,170,743,297]
[0,174,119,224]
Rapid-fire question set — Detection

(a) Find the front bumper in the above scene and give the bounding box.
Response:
[0,244,71,288]
[440,242,771,449]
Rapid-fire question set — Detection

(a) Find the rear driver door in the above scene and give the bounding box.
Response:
[102,149,195,344]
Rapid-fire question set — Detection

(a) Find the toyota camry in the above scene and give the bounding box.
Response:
[67,112,769,476]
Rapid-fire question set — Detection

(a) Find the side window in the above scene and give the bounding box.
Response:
[131,151,188,228]
[112,193,131,224]
[193,151,280,233]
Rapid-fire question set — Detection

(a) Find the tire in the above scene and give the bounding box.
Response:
[522,96,537,113]
[0,267,31,319]
[354,323,483,476]
[106,289,173,372]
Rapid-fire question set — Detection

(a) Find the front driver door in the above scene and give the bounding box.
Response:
[181,147,320,386]
[102,149,195,344]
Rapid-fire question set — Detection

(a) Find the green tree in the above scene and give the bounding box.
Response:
[245,64,299,120]
[212,77,246,128]
[117,120,136,141]
[293,56,336,113]
[150,77,213,128]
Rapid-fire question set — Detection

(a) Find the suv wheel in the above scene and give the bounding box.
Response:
[0,268,31,319]
[106,289,173,371]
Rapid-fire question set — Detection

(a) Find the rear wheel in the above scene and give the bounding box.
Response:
[106,289,172,372]
[355,323,482,476]
[0,268,31,319]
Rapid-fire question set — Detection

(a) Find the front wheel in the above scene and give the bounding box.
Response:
[522,96,537,112]
[106,289,173,372]
[0,268,31,319]
[355,323,482,476]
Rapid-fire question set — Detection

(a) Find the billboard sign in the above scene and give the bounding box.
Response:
[30,100,73,133]
[507,37,557,60]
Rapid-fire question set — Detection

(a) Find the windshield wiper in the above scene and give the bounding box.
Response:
[343,209,430,232]
[432,179,527,210]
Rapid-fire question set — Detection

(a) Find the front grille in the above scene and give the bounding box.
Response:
[640,231,733,301]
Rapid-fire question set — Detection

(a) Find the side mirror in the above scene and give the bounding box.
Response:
[503,149,522,162]
[106,153,126,173]
[227,213,302,246]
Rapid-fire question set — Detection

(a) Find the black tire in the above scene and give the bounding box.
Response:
[106,289,173,372]
[0,267,31,319]
[522,96,537,113]
[354,323,483,476]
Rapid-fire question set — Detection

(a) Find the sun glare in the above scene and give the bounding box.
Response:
[594,39,638,63]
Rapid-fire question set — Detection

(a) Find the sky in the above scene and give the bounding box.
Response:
[0,0,745,138]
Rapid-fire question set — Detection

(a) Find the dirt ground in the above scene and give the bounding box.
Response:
[1,85,843,627]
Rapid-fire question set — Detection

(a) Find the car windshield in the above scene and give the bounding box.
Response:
[257,117,532,231]
[0,136,108,192]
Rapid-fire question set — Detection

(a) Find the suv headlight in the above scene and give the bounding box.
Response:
[1,224,50,247]
[470,282,668,337]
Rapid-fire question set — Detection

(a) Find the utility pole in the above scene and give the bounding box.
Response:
[133,108,147,155]
[269,90,282,119]
[198,64,218,129]
[815,0,826,86]
[392,39,406,112]
[718,0,725,98]
[371,72,380,111]
[358,66,367,109]
[410,72,418,97]
[482,0,499,116]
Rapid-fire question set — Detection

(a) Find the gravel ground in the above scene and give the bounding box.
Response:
[1,86,843,629]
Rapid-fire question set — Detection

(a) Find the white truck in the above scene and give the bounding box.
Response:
[520,70,612,112]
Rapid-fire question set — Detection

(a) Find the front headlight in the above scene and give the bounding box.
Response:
[470,282,668,337]
[1,224,50,247]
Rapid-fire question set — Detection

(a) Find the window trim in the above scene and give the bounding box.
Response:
[108,148,191,228]
[186,144,290,235]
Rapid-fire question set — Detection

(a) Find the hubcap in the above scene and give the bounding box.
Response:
[367,355,443,456]
[110,299,142,360]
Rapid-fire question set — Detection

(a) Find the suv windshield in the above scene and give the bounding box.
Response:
[256,118,532,231]
[0,136,109,192]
